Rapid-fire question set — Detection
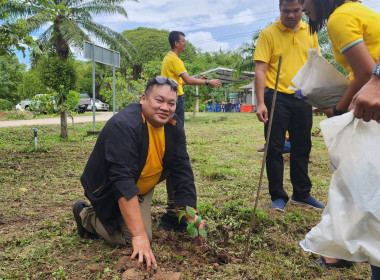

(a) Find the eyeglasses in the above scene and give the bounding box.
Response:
[281,8,302,15]
[155,76,178,91]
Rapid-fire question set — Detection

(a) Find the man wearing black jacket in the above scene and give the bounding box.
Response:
[73,76,205,271]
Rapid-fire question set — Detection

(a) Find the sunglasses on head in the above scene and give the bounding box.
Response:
[155,76,178,90]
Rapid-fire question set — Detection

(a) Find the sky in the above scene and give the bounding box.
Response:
[16,0,380,66]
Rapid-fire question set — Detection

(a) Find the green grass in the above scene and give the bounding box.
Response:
[0,112,371,279]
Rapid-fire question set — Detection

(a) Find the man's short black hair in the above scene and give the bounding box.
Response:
[169,31,185,49]
[145,76,178,98]
[279,0,300,8]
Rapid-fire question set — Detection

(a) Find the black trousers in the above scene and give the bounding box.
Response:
[264,88,312,202]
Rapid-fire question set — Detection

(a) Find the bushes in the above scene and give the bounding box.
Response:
[0,99,13,111]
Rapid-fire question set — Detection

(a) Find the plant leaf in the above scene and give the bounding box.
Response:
[187,223,198,238]
[198,229,207,238]
[186,206,196,219]
[195,216,202,227]
[178,210,185,224]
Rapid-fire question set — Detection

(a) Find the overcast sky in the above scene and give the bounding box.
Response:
[17,0,380,65]
[97,0,380,52]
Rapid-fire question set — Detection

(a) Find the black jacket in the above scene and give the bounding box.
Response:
[80,103,196,235]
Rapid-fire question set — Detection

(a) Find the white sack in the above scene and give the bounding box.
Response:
[300,111,380,267]
[291,48,349,109]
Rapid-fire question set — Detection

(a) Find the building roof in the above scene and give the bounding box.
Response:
[240,82,255,91]
[192,67,255,85]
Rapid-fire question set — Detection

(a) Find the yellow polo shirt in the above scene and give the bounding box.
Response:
[136,120,165,195]
[161,51,187,96]
[254,19,320,93]
[327,2,380,80]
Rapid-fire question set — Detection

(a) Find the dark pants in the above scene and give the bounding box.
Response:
[176,95,185,127]
[264,88,313,202]
[371,265,380,280]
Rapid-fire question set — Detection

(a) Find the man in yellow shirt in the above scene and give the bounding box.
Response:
[73,76,205,271]
[161,31,221,126]
[254,0,324,212]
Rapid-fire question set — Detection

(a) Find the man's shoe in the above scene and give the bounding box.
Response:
[308,257,354,269]
[269,199,286,212]
[257,145,265,152]
[290,195,325,211]
[159,213,188,232]
[72,200,99,239]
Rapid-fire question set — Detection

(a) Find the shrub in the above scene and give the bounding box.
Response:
[0,99,13,111]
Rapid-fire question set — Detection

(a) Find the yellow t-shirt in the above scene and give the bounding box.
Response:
[327,2,380,80]
[161,51,187,96]
[136,121,165,195]
[254,19,320,93]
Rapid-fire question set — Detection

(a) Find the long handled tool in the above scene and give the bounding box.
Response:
[242,56,282,263]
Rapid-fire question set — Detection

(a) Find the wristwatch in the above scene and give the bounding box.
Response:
[205,78,209,86]
[333,105,344,116]
[372,63,380,78]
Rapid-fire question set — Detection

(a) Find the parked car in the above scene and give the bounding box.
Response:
[19,94,57,113]
[79,93,92,107]
[87,99,109,111]
[75,104,88,114]
[15,103,24,111]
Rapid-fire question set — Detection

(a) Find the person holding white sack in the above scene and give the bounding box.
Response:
[301,0,380,118]
[300,0,380,276]
[350,54,380,124]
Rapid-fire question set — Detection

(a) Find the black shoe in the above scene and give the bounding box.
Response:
[308,257,354,269]
[72,200,99,239]
[158,213,188,232]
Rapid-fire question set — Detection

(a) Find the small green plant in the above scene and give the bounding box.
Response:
[178,206,207,239]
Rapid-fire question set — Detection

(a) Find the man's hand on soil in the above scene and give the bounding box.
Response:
[130,233,157,271]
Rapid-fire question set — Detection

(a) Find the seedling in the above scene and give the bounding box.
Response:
[178,206,207,239]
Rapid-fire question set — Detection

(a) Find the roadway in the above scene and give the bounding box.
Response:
[0,112,114,128]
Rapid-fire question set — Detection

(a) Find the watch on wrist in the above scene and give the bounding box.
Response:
[372,63,380,78]
[205,78,209,86]
[333,106,344,116]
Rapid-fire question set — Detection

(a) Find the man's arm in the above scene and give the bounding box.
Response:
[118,196,157,271]
[180,72,222,88]
[350,54,380,123]
[255,61,269,123]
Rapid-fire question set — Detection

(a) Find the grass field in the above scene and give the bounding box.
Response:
[0,112,371,279]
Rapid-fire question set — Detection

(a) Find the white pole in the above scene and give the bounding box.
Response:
[92,43,96,131]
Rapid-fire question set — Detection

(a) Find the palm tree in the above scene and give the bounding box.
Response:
[3,0,136,138]
[233,29,261,79]
[4,0,135,60]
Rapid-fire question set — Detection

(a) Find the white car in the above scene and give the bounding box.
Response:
[15,103,24,111]
[87,99,109,111]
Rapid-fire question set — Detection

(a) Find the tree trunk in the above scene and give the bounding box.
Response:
[60,110,68,139]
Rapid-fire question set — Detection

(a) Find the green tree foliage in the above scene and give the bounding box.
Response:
[74,61,105,97]
[36,55,76,95]
[0,55,26,103]
[0,0,45,56]
[0,99,14,110]
[3,0,136,61]
[99,70,145,110]
[122,28,170,78]
[17,70,46,100]
[3,0,136,138]
[233,29,261,78]
[122,27,198,79]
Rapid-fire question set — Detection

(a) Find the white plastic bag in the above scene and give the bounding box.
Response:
[291,48,349,109]
[300,111,380,267]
